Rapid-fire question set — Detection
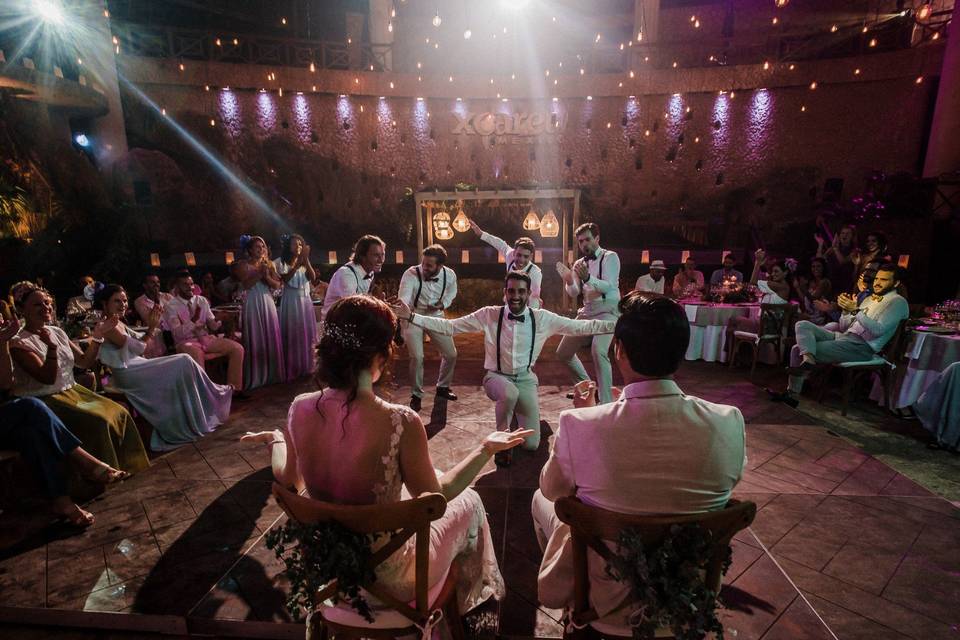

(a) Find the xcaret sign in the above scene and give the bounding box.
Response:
[452,110,567,144]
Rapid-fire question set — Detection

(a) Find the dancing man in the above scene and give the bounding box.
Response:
[321,234,386,322]
[398,244,459,412]
[470,218,543,308]
[556,223,621,403]
[392,271,615,463]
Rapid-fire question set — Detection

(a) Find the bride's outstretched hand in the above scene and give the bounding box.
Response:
[241,430,282,445]
[482,429,535,455]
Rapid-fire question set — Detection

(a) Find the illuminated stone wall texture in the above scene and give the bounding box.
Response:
[121,76,933,255]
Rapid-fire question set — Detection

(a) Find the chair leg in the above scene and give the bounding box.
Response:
[728,338,737,368]
[749,343,759,380]
[445,594,466,640]
[840,370,857,416]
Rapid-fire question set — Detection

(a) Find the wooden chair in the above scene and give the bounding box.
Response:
[816,319,910,416]
[271,483,466,640]
[554,497,757,639]
[729,304,798,379]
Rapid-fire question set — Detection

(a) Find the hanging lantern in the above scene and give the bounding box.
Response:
[774,0,789,7]
[452,208,470,232]
[433,210,454,240]
[540,209,559,237]
[522,209,541,231]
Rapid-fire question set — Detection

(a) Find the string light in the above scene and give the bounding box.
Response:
[788,63,795,70]
[281,17,286,25]
[388,21,393,33]
[309,62,316,72]
[868,38,877,47]
[432,10,441,27]
[915,75,924,84]
[763,61,770,70]
[801,105,806,112]
[464,28,471,39]
[830,24,838,33]
[809,81,817,89]
[772,16,779,25]
[854,68,861,75]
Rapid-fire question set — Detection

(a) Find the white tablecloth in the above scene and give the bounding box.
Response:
[872,331,960,409]
[682,303,762,363]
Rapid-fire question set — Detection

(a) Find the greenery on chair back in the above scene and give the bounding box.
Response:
[266,519,382,623]
[605,523,732,640]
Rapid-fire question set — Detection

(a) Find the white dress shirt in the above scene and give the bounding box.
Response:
[410,306,615,375]
[634,273,665,294]
[163,294,219,345]
[564,247,621,315]
[538,378,746,619]
[480,232,543,308]
[839,291,909,352]
[757,280,789,305]
[397,265,458,314]
[322,262,374,320]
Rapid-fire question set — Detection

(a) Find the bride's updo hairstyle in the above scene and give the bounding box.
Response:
[316,295,398,399]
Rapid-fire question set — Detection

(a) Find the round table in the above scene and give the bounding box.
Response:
[880,330,960,409]
[680,301,761,363]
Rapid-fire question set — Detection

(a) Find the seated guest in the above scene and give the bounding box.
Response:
[134,273,173,358]
[65,275,96,320]
[96,285,233,452]
[1,317,128,527]
[710,254,744,286]
[241,295,529,613]
[214,274,241,306]
[817,259,880,331]
[750,249,791,304]
[533,292,745,631]
[671,258,704,298]
[808,257,832,302]
[770,263,909,408]
[200,272,218,303]
[8,282,149,476]
[634,260,667,294]
[164,270,246,394]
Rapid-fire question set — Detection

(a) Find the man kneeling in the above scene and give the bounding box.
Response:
[532,291,746,632]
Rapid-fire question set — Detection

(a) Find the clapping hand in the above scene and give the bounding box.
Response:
[814,233,825,246]
[572,380,597,408]
[91,315,119,340]
[555,262,574,286]
[574,261,590,282]
[0,317,20,343]
[754,248,766,262]
[148,305,163,332]
[482,429,535,455]
[836,293,858,313]
[240,430,283,445]
[301,244,311,261]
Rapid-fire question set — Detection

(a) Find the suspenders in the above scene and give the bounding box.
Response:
[412,267,447,310]
[346,264,364,293]
[581,251,607,300]
[495,306,537,374]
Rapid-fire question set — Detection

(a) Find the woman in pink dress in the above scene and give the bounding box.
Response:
[242,295,529,615]
[232,235,285,389]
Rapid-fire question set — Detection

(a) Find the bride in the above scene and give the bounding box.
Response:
[242,294,529,614]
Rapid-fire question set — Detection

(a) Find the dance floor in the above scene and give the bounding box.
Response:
[1,334,958,639]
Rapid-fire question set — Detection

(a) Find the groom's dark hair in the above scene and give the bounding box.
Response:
[615,291,690,376]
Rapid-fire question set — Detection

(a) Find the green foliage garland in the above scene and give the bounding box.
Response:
[604,524,732,640]
[265,520,381,623]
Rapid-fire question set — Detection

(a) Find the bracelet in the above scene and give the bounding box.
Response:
[268,439,285,446]
[90,337,105,344]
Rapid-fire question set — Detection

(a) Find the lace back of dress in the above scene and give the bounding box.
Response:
[372,406,406,504]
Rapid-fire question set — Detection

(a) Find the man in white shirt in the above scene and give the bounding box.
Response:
[556,223,621,403]
[133,274,173,358]
[533,291,746,632]
[320,235,385,322]
[163,270,246,394]
[397,244,459,412]
[470,219,543,308]
[634,259,666,294]
[770,263,909,407]
[391,271,615,461]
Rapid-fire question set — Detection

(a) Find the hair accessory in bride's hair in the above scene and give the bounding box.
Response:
[239,234,252,251]
[322,322,362,350]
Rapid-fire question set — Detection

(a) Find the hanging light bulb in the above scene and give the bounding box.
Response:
[774,0,789,7]
[522,209,542,231]
[452,208,470,233]
[539,210,559,238]
[432,10,441,27]
[464,28,472,39]
[387,21,393,33]
[433,210,453,240]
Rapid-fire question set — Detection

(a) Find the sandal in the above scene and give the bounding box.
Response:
[86,465,130,485]
[54,506,95,528]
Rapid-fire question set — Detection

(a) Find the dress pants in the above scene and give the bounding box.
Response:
[0,397,81,498]
[482,370,540,450]
[556,309,617,403]
[404,318,457,398]
[788,320,875,394]
[177,335,245,390]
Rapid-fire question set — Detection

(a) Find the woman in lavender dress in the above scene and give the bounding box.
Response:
[274,234,318,380]
[233,235,285,388]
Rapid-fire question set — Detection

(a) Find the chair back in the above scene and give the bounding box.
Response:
[554,497,756,630]
[271,483,447,625]
[880,318,910,363]
[758,303,798,338]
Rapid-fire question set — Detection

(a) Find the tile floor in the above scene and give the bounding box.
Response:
[1,334,957,639]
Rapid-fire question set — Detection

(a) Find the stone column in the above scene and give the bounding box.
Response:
[634,0,659,43]
[80,0,128,169]
[368,0,394,71]
[923,28,960,183]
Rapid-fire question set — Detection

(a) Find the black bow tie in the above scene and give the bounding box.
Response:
[508,313,526,322]
[584,253,597,262]
[363,273,374,280]
[425,277,439,282]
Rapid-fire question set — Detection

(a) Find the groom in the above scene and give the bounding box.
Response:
[392,271,615,462]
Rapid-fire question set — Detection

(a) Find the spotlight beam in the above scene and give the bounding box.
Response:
[118,76,284,225]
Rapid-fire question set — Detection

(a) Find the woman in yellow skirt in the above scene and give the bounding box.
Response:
[8,282,149,475]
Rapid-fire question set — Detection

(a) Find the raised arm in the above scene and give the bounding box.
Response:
[479,231,512,257]
[240,403,306,492]
[540,309,616,337]
[528,268,543,309]
[395,301,490,336]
